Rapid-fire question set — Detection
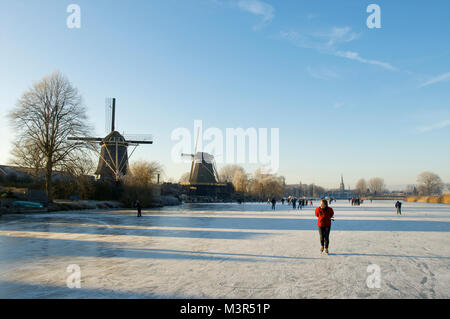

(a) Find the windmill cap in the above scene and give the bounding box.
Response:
[194,152,215,163]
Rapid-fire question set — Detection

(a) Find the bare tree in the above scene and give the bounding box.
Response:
[8,71,92,201]
[355,178,367,196]
[64,154,96,177]
[9,138,45,181]
[417,171,443,195]
[126,161,164,187]
[248,168,285,199]
[219,164,249,192]
[368,177,385,195]
[219,165,244,183]
[232,169,249,193]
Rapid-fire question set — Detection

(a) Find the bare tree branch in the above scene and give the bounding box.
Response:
[8,71,93,202]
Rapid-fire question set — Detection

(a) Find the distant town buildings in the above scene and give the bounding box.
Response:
[325,175,354,199]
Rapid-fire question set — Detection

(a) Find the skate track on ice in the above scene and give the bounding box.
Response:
[0,201,449,298]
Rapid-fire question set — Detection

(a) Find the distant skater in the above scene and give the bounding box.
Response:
[315,199,334,254]
[136,200,142,217]
[271,198,276,210]
[395,201,402,215]
[281,198,285,205]
[292,198,297,209]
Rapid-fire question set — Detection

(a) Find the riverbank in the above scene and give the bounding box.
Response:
[0,196,181,215]
[0,200,125,215]
[405,194,450,204]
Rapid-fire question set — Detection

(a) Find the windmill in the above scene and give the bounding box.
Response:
[180,130,228,197]
[68,98,153,181]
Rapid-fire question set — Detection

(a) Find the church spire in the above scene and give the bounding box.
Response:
[340,174,345,192]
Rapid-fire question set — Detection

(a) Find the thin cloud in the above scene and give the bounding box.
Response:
[280,27,358,51]
[236,0,274,29]
[318,26,360,47]
[419,72,450,88]
[417,119,450,133]
[334,50,397,71]
[279,27,396,71]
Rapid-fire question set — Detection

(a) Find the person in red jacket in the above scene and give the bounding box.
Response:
[315,199,334,254]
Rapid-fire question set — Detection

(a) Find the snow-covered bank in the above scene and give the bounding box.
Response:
[0,201,448,298]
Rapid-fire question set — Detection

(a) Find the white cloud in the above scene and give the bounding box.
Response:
[279,27,396,71]
[236,0,274,29]
[320,26,360,47]
[419,72,450,88]
[280,27,358,51]
[334,50,397,71]
[417,119,450,133]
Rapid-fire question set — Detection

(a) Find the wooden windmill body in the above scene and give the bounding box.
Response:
[68,98,153,181]
[181,132,229,197]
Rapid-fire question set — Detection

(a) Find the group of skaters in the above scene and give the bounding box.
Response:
[350,197,363,206]
[286,196,313,210]
[273,196,315,210]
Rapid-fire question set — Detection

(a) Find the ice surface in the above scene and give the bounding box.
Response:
[0,200,449,298]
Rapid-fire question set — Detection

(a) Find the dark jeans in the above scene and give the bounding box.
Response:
[137,209,142,217]
[318,226,331,249]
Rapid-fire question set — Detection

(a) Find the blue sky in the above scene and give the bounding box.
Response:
[0,0,449,188]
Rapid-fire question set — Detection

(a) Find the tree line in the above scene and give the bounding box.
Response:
[354,172,445,196]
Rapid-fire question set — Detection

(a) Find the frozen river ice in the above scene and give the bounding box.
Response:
[0,200,449,298]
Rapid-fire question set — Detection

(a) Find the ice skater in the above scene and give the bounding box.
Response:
[271,198,276,210]
[395,201,402,215]
[136,200,142,217]
[315,199,334,255]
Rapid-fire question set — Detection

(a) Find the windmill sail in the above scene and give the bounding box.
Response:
[123,134,153,144]
[68,98,153,182]
[105,98,114,134]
